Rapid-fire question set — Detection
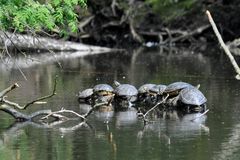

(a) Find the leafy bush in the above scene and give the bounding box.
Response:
[0,0,86,34]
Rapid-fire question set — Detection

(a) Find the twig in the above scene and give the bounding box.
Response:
[129,19,143,43]
[29,110,66,120]
[0,83,19,98]
[78,16,95,32]
[26,27,63,68]
[206,10,240,79]
[142,94,169,123]
[83,102,109,118]
[2,76,58,110]
[190,109,209,122]
[41,108,86,121]
[111,0,118,16]
[170,25,210,43]
[3,33,28,80]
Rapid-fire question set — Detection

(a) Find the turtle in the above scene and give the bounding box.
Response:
[92,84,114,104]
[178,87,207,113]
[148,84,167,103]
[113,81,138,108]
[93,84,114,96]
[164,82,194,98]
[78,88,93,104]
[137,83,156,102]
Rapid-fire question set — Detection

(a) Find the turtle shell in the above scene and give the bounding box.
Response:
[78,88,93,99]
[165,82,193,93]
[149,84,167,95]
[138,84,156,94]
[179,87,207,106]
[115,84,138,97]
[93,84,114,93]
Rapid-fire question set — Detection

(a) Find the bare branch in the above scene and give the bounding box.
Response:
[41,108,86,121]
[0,83,19,98]
[206,10,240,79]
[2,76,58,110]
[83,102,109,118]
[0,104,29,121]
[190,109,209,122]
[0,104,65,122]
[129,19,143,43]
[29,110,66,121]
[142,94,169,123]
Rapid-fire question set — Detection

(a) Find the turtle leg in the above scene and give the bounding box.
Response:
[202,104,207,112]
[186,106,190,113]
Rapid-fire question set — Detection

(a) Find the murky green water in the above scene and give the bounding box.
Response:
[0,46,240,160]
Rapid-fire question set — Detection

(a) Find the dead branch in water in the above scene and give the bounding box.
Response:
[0,76,59,121]
[41,102,110,122]
[206,10,240,79]
[1,76,58,110]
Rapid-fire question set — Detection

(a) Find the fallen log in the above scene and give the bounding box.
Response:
[0,31,113,52]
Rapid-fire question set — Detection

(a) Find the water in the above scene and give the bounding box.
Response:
[0,46,240,160]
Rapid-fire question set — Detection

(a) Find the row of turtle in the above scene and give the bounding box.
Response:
[78,81,207,112]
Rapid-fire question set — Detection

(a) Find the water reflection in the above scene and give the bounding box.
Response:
[115,108,138,128]
[0,46,240,160]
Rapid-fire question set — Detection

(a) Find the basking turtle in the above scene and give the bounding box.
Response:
[178,87,207,112]
[114,81,138,108]
[164,82,193,98]
[92,84,114,104]
[138,83,156,102]
[93,84,114,96]
[78,88,93,104]
[148,84,167,103]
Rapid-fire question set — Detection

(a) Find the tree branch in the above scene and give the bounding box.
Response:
[41,108,86,121]
[138,94,169,124]
[2,76,58,110]
[83,102,109,118]
[0,83,19,98]
[206,10,240,79]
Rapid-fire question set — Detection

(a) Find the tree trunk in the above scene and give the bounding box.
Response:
[0,31,113,52]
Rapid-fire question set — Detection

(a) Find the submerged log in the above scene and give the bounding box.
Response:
[0,31,113,52]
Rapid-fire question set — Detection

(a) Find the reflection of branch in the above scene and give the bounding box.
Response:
[2,76,58,110]
[59,121,90,133]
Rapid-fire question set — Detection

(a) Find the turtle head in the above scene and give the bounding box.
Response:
[113,80,121,87]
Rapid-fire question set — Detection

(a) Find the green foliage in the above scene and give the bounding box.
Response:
[147,0,196,22]
[0,0,87,33]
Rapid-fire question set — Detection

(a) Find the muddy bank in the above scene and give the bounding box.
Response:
[79,0,240,47]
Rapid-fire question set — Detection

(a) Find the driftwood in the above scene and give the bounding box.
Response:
[0,31,113,52]
[206,10,240,79]
[0,76,63,121]
[41,102,110,122]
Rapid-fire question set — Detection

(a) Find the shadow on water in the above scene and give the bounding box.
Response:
[0,45,240,160]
